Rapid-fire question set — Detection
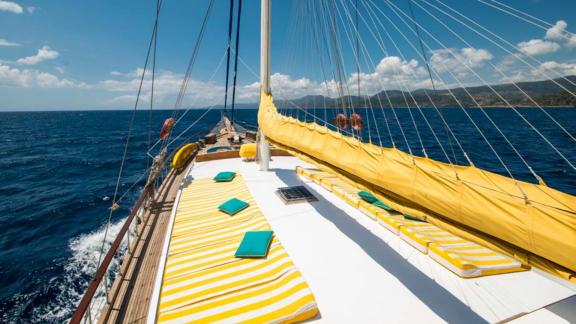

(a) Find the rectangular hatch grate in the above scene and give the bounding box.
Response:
[276,186,318,204]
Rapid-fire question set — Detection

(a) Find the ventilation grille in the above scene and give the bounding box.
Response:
[276,186,318,204]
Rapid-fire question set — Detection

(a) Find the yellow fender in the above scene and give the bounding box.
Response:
[172,143,198,170]
[239,143,257,160]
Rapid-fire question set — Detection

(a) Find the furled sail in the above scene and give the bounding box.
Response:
[258,91,576,277]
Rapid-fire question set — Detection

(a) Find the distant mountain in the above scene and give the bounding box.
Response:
[257,76,576,109]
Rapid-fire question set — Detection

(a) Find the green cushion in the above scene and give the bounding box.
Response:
[235,231,274,258]
[214,171,236,182]
[403,214,426,222]
[358,191,378,203]
[218,198,249,215]
[373,200,392,211]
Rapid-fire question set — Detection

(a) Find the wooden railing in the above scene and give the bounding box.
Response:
[69,184,152,324]
[69,162,176,324]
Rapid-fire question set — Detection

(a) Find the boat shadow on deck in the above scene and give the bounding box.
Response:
[272,168,487,324]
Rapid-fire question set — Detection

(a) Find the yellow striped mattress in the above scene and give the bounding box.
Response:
[400,225,526,277]
[157,175,318,323]
[296,167,527,278]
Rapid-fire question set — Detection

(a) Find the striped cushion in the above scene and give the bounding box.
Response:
[359,200,385,221]
[429,242,526,278]
[377,214,429,235]
[333,186,360,208]
[399,225,464,253]
[294,167,527,279]
[157,175,318,323]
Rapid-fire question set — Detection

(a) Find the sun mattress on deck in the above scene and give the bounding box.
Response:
[156,175,318,323]
[297,166,527,278]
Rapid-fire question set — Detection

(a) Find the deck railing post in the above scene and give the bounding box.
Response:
[86,302,94,324]
[126,223,132,255]
[103,270,110,304]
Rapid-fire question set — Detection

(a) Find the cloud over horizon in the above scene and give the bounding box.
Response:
[0,0,23,14]
[0,38,19,47]
[0,62,89,88]
[17,46,60,65]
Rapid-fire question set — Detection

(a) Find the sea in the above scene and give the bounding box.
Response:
[0,107,574,323]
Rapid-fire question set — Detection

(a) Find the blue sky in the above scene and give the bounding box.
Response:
[0,0,575,110]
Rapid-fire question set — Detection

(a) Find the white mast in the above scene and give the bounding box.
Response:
[258,0,271,171]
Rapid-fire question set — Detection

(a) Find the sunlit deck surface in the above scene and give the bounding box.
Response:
[148,156,576,323]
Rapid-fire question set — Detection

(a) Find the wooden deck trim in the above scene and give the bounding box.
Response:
[97,169,184,324]
[196,148,291,162]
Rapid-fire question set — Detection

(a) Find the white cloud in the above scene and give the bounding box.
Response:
[108,68,151,78]
[350,56,429,93]
[101,69,226,107]
[517,39,560,56]
[0,63,89,88]
[0,0,23,13]
[517,20,574,53]
[546,20,567,40]
[26,6,35,13]
[102,56,448,108]
[430,47,493,77]
[567,34,576,49]
[17,46,60,65]
[0,38,19,46]
[532,61,576,77]
[269,73,319,98]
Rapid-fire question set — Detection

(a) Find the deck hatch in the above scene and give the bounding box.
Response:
[276,186,317,204]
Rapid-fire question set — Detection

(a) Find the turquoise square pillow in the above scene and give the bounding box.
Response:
[373,200,392,211]
[214,171,236,182]
[358,191,378,203]
[235,231,274,258]
[218,198,249,215]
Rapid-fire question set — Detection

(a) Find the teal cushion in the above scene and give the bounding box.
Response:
[235,231,274,258]
[214,171,236,182]
[373,200,392,211]
[358,191,378,203]
[218,198,249,215]
[403,214,426,222]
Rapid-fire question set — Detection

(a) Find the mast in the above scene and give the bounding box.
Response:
[258,0,271,171]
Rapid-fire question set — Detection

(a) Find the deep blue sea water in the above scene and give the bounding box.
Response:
[0,108,574,323]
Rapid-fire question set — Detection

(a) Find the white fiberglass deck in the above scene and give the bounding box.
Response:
[155,156,576,323]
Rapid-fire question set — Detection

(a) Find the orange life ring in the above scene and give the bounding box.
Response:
[159,118,175,140]
[335,113,348,129]
[350,113,363,131]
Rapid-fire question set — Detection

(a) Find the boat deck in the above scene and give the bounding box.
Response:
[143,156,576,323]
[98,169,186,324]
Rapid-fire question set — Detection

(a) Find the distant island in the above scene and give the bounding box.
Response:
[225,75,576,109]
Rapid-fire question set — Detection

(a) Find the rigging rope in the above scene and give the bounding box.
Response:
[338,0,429,158]
[422,0,576,142]
[161,0,215,149]
[147,0,160,171]
[407,0,458,163]
[94,0,163,292]
[359,0,462,165]
[392,0,575,171]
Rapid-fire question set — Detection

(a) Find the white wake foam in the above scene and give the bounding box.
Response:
[33,218,132,323]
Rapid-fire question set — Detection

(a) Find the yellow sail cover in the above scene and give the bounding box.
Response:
[258,91,576,277]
